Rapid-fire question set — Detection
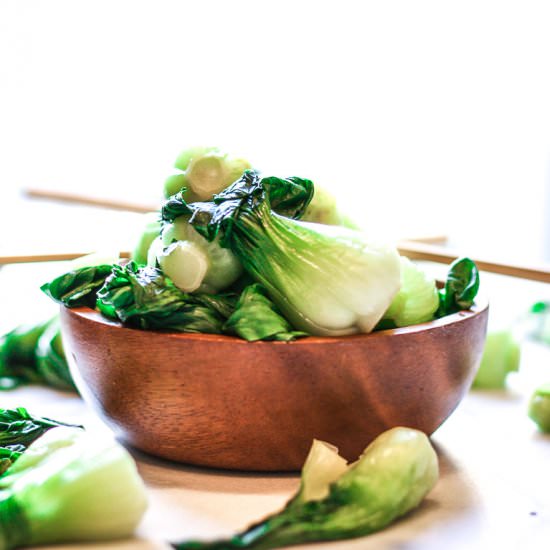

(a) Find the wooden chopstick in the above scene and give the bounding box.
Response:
[24,188,155,214]
[0,251,131,265]
[17,188,550,282]
[397,240,550,283]
[2,243,550,283]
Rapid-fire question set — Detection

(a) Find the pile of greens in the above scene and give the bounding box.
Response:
[42,169,480,341]
[0,148,480,393]
[0,408,147,549]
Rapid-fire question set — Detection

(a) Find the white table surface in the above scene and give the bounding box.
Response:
[1,264,550,550]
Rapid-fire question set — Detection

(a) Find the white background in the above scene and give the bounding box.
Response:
[1,1,550,262]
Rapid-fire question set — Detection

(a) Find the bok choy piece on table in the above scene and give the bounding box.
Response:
[0,408,147,549]
[0,317,75,392]
[173,427,439,549]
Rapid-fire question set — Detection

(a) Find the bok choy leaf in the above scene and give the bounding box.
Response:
[0,407,81,475]
[41,265,113,308]
[437,257,480,317]
[223,284,307,341]
[96,262,236,334]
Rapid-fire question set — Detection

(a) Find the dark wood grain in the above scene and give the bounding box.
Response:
[60,298,488,471]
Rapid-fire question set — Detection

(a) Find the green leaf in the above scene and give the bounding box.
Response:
[0,408,82,475]
[96,262,232,334]
[438,257,480,316]
[41,265,113,308]
[224,284,308,341]
[161,170,314,246]
[260,176,314,220]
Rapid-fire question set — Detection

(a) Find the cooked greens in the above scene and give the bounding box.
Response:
[163,170,401,336]
[41,265,113,309]
[0,318,75,392]
[471,330,520,389]
[96,262,236,334]
[41,169,480,342]
[0,419,147,548]
[528,383,550,432]
[164,146,252,201]
[224,284,307,342]
[155,216,244,293]
[379,256,440,329]
[0,407,81,475]
[437,257,480,317]
[132,212,162,265]
[172,427,439,549]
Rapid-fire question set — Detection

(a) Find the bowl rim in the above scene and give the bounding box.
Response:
[61,289,488,346]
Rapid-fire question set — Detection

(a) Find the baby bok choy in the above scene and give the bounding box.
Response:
[162,170,401,336]
[0,317,75,392]
[173,427,439,549]
[0,408,147,549]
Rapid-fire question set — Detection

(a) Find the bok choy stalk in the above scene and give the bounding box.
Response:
[153,215,244,293]
[472,330,520,389]
[132,212,162,265]
[0,424,147,548]
[378,257,440,329]
[528,383,550,433]
[161,170,401,336]
[173,427,439,549]
[164,146,252,201]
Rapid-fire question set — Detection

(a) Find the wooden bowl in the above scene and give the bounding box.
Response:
[60,297,488,471]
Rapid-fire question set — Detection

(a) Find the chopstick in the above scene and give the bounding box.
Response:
[0,251,131,265]
[17,188,550,282]
[24,188,155,213]
[397,240,550,283]
[2,243,550,283]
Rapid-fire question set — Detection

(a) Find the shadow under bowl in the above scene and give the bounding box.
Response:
[60,297,488,471]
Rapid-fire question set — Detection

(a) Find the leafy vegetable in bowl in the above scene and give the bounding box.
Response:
[41,171,480,341]
[173,427,438,549]
[0,408,147,549]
